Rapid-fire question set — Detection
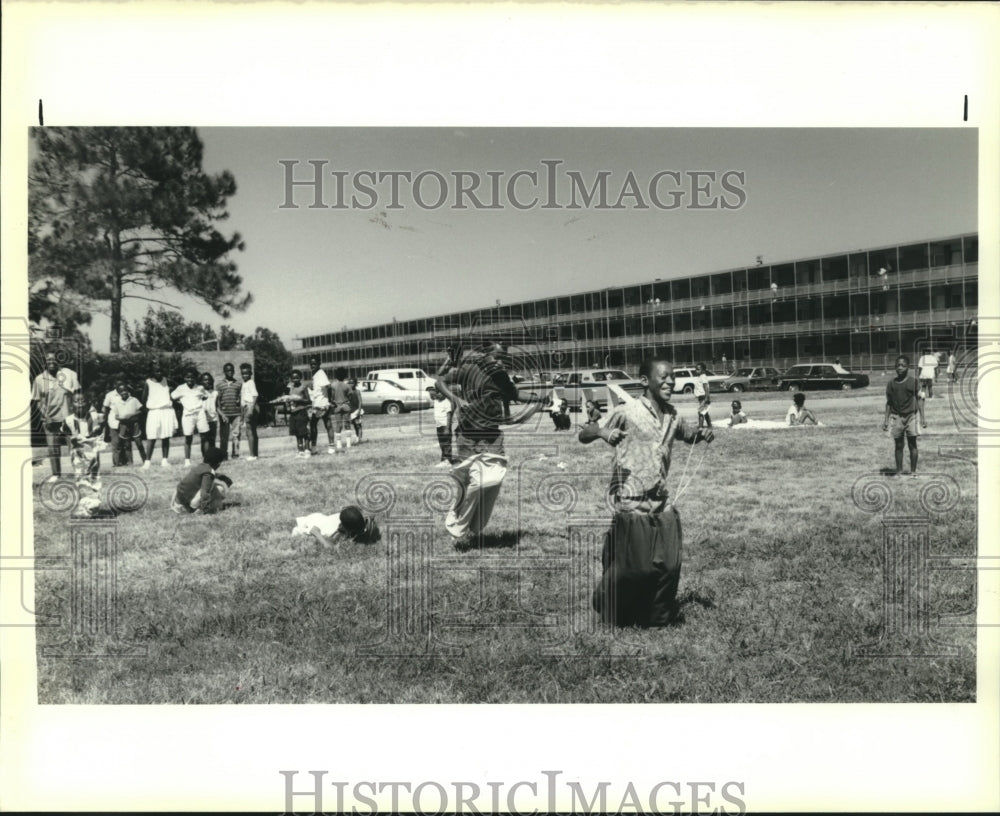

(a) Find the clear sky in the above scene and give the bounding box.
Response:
[86,127,976,352]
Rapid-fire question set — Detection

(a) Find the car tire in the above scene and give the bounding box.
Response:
[841,382,853,391]
[682,384,694,394]
[730,384,744,393]
[789,382,802,392]
[383,402,403,415]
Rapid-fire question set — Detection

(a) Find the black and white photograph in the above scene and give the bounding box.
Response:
[1,3,998,814]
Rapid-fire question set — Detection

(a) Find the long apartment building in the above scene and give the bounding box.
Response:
[295,233,979,375]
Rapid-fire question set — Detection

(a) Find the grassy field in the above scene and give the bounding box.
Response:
[32,382,978,703]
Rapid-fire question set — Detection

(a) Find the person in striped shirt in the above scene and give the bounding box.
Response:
[216,363,242,460]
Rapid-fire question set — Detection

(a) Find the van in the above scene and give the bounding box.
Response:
[365,368,428,391]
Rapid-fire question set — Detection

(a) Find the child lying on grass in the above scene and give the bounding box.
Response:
[291,504,381,548]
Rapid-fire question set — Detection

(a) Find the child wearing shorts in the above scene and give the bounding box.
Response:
[142,359,177,468]
[284,369,312,457]
[171,367,209,467]
[239,363,260,461]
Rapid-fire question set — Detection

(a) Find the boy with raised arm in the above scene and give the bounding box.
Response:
[579,356,713,627]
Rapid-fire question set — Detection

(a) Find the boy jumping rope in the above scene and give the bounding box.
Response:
[882,355,926,477]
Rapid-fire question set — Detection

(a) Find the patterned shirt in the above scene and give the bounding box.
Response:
[308,368,331,410]
[601,395,698,510]
[31,370,75,423]
[217,378,242,416]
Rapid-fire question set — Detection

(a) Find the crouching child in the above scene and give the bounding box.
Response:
[170,446,232,514]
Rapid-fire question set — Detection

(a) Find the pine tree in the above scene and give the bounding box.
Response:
[29,127,250,351]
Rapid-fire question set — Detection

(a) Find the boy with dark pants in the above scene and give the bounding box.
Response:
[883,355,926,477]
[580,357,713,627]
[217,363,242,460]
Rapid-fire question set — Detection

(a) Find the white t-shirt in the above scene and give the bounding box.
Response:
[693,374,709,398]
[918,354,938,380]
[240,378,259,407]
[432,398,452,427]
[102,389,124,429]
[171,383,207,416]
[308,368,331,410]
[145,377,172,410]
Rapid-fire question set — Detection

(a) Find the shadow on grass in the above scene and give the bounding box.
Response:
[879,466,899,476]
[455,530,520,552]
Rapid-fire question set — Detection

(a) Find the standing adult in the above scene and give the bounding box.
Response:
[306,356,335,455]
[30,352,77,480]
[216,362,242,460]
[434,342,541,545]
[102,378,127,466]
[947,349,957,383]
[917,349,939,399]
[579,357,713,627]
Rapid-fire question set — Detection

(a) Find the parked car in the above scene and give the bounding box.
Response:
[722,366,782,392]
[777,363,870,391]
[365,368,429,391]
[520,369,645,410]
[358,379,431,414]
[670,367,729,394]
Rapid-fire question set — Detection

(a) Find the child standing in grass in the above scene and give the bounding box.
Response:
[429,385,453,467]
[112,381,147,466]
[217,363,242,460]
[170,446,232,514]
[347,378,364,444]
[882,355,927,477]
[199,372,219,458]
[142,359,177,468]
[306,356,335,455]
[171,367,209,468]
[580,356,713,627]
[284,369,312,458]
[786,392,818,426]
[330,366,352,451]
[694,362,712,429]
[239,363,260,461]
[63,390,105,490]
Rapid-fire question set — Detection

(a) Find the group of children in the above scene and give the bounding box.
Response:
[275,360,363,458]
[97,360,261,471]
[723,392,819,427]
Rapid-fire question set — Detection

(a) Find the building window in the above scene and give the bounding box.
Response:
[898,242,929,272]
[963,235,978,263]
[821,256,848,282]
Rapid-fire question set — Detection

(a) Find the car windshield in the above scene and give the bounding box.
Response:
[832,364,850,374]
[552,373,568,385]
[734,368,754,376]
[380,380,405,390]
[598,370,630,380]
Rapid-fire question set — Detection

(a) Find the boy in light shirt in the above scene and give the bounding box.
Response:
[171,367,209,467]
[239,363,260,461]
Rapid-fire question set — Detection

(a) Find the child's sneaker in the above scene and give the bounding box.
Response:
[326,446,336,455]
[246,456,258,461]
[184,459,192,468]
[161,459,171,468]
[141,460,151,470]
[435,460,451,468]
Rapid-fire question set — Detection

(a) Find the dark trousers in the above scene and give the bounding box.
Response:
[218,414,240,458]
[593,509,683,627]
[43,421,64,477]
[436,425,453,462]
[200,421,218,457]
